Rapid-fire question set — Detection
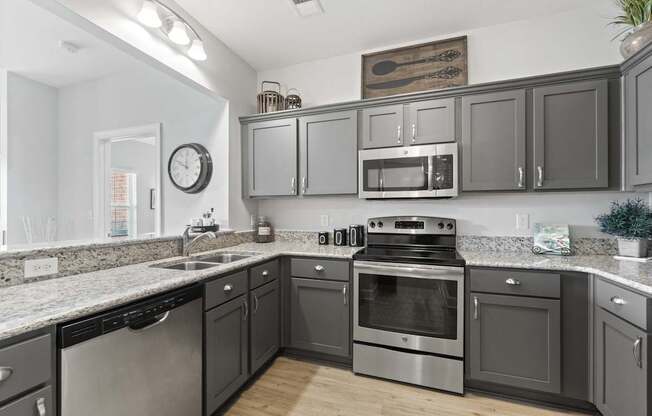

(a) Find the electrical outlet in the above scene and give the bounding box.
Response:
[516,213,530,231]
[24,258,59,278]
[320,215,329,227]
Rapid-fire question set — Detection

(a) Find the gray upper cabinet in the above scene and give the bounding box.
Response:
[290,277,350,357]
[205,296,249,415]
[595,307,649,416]
[468,293,561,394]
[532,80,608,190]
[461,90,526,191]
[625,53,652,187]
[406,98,456,145]
[299,111,358,195]
[247,118,298,197]
[250,280,280,374]
[361,105,404,149]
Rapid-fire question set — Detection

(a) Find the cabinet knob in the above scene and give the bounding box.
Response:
[314,265,325,272]
[262,270,269,278]
[0,367,13,382]
[224,284,233,293]
[505,278,521,286]
[610,296,627,305]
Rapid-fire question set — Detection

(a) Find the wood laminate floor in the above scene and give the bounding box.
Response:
[226,357,588,416]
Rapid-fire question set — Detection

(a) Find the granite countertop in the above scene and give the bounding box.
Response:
[1,241,651,342]
[0,242,359,342]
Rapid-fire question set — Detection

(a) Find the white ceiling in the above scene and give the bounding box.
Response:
[175,0,600,71]
[0,0,139,87]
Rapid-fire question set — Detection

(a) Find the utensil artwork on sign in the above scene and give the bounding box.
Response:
[362,36,468,98]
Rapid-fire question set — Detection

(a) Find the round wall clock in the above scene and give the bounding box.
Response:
[168,143,213,194]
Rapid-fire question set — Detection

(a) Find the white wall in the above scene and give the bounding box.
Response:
[57,66,227,240]
[6,73,59,245]
[258,4,623,106]
[256,4,644,237]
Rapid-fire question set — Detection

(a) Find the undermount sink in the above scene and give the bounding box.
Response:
[195,252,257,264]
[156,261,221,271]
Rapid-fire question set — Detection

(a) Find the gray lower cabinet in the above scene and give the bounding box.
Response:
[361,105,404,149]
[247,118,298,197]
[595,307,650,416]
[469,293,561,394]
[406,98,456,145]
[250,280,280,374]
[625,52,652,187]
[290,277,350,357]
[461,90,526,191]
[299,111,357,195]
[205,296,249,415]
[532,80,608,190]
[0,386,52,416]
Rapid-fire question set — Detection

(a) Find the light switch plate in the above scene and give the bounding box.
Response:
[320,215,329,227]
[516,213,530,231]
[24,258,59,278]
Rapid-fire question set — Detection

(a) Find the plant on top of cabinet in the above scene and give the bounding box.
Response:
[595,198,652,257]
[611,0,652,58]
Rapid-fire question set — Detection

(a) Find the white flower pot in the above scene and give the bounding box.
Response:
[617,238,649,258]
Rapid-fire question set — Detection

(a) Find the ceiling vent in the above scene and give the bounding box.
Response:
[289,0,324,17]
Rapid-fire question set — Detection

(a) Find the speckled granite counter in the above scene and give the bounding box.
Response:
[0,242,359,342]
[461,250,652,296]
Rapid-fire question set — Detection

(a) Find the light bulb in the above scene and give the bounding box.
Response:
[137,0,162,28]
[168,20,190,45]
[188,39,207,61]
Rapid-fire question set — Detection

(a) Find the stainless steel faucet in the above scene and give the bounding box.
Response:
[182,226,217,256]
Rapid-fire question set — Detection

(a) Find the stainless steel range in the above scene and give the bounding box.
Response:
[352,216,465,394]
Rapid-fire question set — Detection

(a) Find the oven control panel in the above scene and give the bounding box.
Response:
[367,216,456,235]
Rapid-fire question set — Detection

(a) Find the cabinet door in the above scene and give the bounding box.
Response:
[250,280,280,374]
[407,98,456,145]
[469,293,561,393]
[533,80,608,190]
[205,296,249,415]
[247,118,298,196]
[299,111,357,195]
[361,105,404,149]
[626,54,652,187]
[595,307,649,416]
[290,278,350,357]
[461,90,526,191]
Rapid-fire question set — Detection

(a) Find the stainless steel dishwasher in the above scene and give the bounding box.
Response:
[59,285,202,416]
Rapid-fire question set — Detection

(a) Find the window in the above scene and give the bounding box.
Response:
[110,170,137,238]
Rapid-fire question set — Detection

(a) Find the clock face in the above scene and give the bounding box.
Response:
[168,143,212,193]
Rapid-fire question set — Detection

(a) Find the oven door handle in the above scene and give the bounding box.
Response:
[354,261,463,276]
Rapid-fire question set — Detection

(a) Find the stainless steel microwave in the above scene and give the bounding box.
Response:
[358,143,458,199]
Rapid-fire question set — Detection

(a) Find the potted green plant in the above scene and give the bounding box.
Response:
[595,199,652,257]
[611,0,652,58]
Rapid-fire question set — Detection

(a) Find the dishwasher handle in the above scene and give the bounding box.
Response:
[128,311,171,332]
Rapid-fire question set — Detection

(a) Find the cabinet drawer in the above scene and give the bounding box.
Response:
[0,386,52,416]
[250,260,279,290]
[469,268,560,298]
[205,271,248,311]
[290,258,349,282]
[0,335,51,404]
[596,278,650,330]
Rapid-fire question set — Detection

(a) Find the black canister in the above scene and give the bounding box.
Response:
[334,228,348,246]
[318,232,329,245]
[349,225,365,247]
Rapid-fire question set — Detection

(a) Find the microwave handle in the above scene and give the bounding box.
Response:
[427,157,434,190]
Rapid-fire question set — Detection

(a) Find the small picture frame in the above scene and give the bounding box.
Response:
[532,224,572,256]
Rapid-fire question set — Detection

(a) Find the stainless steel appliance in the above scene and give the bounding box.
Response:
[349,224,365,247]
[59,285,202,416]
[358,144,458,199]
[352,216,465,393]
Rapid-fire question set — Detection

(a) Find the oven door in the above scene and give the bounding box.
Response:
[353,261,464,357]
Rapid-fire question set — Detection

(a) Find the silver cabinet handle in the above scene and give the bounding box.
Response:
[505,278,521,286]
[314,265,325,272]
[473,296,479,320]
[518,167,524,188]
[290,177,296,194]
[411,123,416,144]
[537,166,543,187]
[0,367,13,383]
[253,294,259,313]
[243,300,249,321]
[343,286,348,305]
[224,284,233,293]
[610,296,627,305]
[36,397,46,416]
[262,270,269,278]
[301,177,306,194]
[397,125,402,144]
[634,338,643,368]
